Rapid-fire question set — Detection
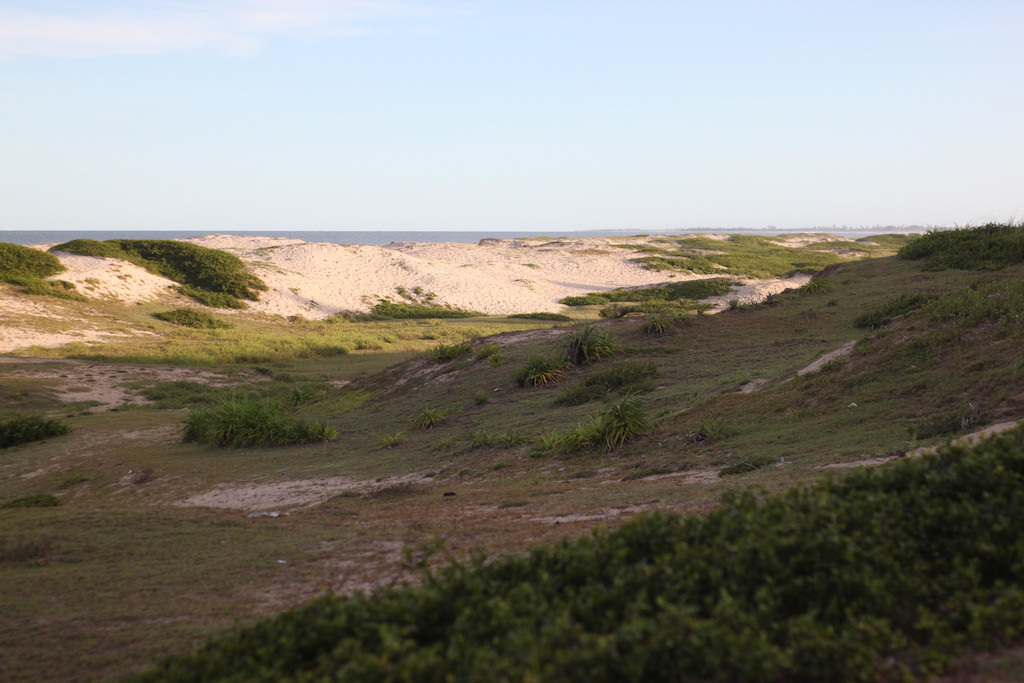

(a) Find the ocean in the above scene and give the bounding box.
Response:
[0,227,915,247]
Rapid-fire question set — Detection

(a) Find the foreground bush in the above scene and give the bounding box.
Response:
[182,396,336,448]
[0,242,65,282]
[136,426,1024,682]
[0,415,71,448]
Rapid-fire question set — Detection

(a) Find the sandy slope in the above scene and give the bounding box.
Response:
[0,234,812,352]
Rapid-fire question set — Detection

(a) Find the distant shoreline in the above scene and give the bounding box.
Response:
[0,227,924,247]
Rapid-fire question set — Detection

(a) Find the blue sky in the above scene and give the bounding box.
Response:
[1,1,1021,231]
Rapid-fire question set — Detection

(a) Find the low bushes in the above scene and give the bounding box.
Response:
[507,312,573,321]
[853,293,935,329]
[0,415,71,448]
[367,300,481,319]
[556,361,659,406]
[560,279,733,306]
[0,242,65,282]
[0,494,60,510]
[137,426,1024,682]
[181,396,336,448]
[153,308,233,330]
[898,222,1024,270]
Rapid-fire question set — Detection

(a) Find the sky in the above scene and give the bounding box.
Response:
[1,1,1022,232]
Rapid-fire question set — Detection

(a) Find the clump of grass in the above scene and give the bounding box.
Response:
[565,324,621,364]
[798,278,833,295]
[381,433,406,449]
[428,341,473,361]
[0,494,60,509]
[719,455,776,476]
[474,344,507,366]
[0,415,71,448]
[640,313,675,334]
[542,395,658,455]
[514,353,570,387]
[507,312,573,321]
[853,293,935,329]
[414,407,458,429]
[153,308,233,329]
[50,238,267,307]
[0,242,65,282]
[181,395,337,448]
[691,415,730,442]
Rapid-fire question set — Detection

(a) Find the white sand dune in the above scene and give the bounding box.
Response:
[0,234,815,352]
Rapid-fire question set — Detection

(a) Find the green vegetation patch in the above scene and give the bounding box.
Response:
[507,312,573,321]
[137,427,1024,682]
[556,360,659,406]
[0,415,71,448]
[899,223,1024,271]
[0,494,60,510]
[364,299,482,319]
[853,293,936,329]
[50,239,266,307]
[560,279,734,306]
[0,242,65,282]
[152,308,233,330]
[181,395,337,448]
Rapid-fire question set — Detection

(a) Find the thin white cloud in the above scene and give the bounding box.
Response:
[0,0,455,58]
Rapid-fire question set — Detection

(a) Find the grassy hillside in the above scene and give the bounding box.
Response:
[1,227,1023,681]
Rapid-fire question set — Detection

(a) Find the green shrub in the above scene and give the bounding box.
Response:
[181,396,336,448]
[640,314,674,334]
[927,281,1024,327]
[557,360,658,404]
[797,278,833,295]
[0,415,71,448]
[0,494,60,509]
[368,300,480,319]
[898,223,1024,270]
[565,324,621,364]
[507,312,573,321]
[137,426,1024,683]
[414,407,458,429]
[560,279,734,306]
[514,353,570,387]
[428,341,473,361]
[153,308,233,329]
[0,242,65,282]
[50,239,266,307]
[19,279,86,301]
[853,293,935,329]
